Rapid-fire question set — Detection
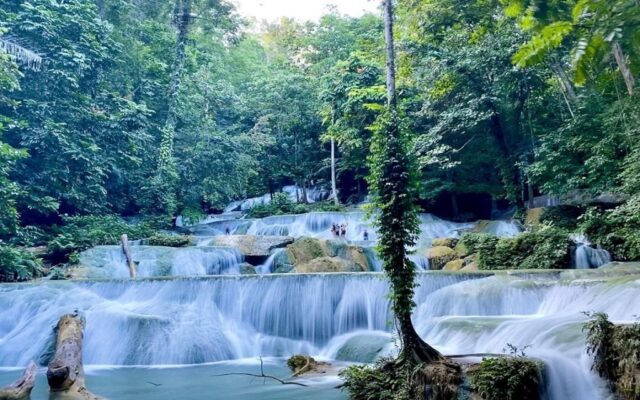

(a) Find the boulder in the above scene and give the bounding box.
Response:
[427,246,457,270]
[461,262,479,272]
[432,238,459,248]
[239,263,257,275]
[444,259,465,272]
[286,237,373,273]
[212,235,294,264]
[296,257,365,273]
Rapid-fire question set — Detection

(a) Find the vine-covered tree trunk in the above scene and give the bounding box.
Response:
[331,138,339,205]
[381,0,443,365]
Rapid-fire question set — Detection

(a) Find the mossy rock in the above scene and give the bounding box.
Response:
[295,257,364,273]
[146,234,193,248]
[444,259,465,272]
[287,237,372,273]
[239,263,257,275]
[455,241,471,258]
[432,238,459,248]
[525,208,544,227]
[427,246,457,270]
[461,262,479,272]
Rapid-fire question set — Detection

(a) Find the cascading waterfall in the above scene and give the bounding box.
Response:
[1,271,638,400]
[77,246,243,278]
[571,235,612,269]
[223,185,331,213]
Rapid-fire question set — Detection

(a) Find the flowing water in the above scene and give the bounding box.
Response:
[1,270,639,399]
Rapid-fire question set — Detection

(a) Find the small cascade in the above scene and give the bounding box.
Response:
[223,185,331,213]
[571,235,612,269]
[77,246,243,278]
[256,248,286,274]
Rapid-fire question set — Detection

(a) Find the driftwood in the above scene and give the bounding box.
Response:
[212,358,308,387]
[47,314,104,400]
[120,234,136,278]
[0,362,37,400]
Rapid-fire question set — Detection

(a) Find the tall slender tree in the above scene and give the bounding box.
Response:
[370,0,443,364]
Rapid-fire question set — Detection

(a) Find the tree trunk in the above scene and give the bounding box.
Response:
[47,314,104,400]
[612,41,635,96]
[0,362,36,400]
[158,0,192,171]
[121,234,136,279]
[383,0,443,365]
[551,61,576,118]
[331,139,339,205]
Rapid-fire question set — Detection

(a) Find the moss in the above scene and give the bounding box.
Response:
[287,355,318,375]
[443,259,465,271]
[432,238,458,248]
[585,313,640,400]
[427,246,457,270]
[146,233,192,247]
[286,237,326,265]
[468,357,543,400]
[525,208,544,227]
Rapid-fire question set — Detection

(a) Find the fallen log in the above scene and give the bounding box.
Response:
[0,362,37,400]
[47,314,104,400]
[121,234,137,278]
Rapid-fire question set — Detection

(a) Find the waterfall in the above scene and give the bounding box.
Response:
[1,271,638,399]
[222,185,331,213]
[571,235,612,269]
[77,246,243,278]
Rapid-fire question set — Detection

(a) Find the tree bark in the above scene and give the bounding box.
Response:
[121,234,136,279]
[612,41,635,96]
[383,0,443,365]
[47,314,104,400]
[0,362,37,400]
[331,138,339,205]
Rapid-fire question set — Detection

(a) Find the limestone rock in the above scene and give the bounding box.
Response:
[427,246,457,270]
[296,257,365,273]
[212,235,294,257]
[286,237,373,273]
[444,259,465,272]
[461,262,479,272]
[432,238,459,248]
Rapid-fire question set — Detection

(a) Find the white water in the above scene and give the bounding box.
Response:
[78,246,243,278]
[572,235,612,269]
[1,271,638,399]
[224,185,331,213]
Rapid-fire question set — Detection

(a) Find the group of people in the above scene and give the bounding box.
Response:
[330,223,370,242]
[331,223,347,238]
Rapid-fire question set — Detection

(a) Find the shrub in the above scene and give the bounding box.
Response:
[248,192,345,218]
[46,215,157,263]
[8,225,51,247]
[469,357,543,400]
[0,245,45,282]
[585,313,640,400]
[462,228,572,270]
[580,197,640,261]
[540,205,584,230]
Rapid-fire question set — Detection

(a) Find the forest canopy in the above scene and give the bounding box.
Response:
[0,0,638,235]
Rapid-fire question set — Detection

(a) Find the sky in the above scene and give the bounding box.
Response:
[232,0,379,22]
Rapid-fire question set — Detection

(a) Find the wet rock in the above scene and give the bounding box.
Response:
[286,237,373,273]
[427,246,457,270]
[212,235,293,257]
[444,259,465,272]
[296,257,364,273]
[432,238,459,248]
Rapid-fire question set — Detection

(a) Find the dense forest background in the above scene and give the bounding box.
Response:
[1,0,638,236]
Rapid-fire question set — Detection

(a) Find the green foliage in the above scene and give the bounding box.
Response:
[539,206,584,230]
[462,228,572,270]
[585,313,640,400]
[579,197,640,261]
[0,245,45,282]
[247,193,345,218]
[469,357,543,400]
[146,233,192,248]
[46,216,157,263]
[339,359,426,400]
